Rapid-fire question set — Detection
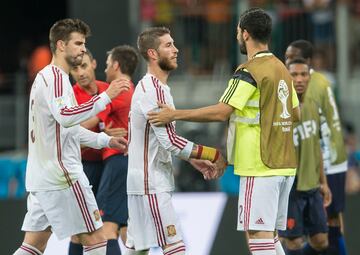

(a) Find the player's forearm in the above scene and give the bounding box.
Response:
[55,92,110,128]
[174,104,230,122]
[79,126,110,149]
[81,116,100,129]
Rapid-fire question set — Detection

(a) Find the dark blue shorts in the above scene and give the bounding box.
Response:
[82,160,103,196]
[96,154,128,227]
[326,172,346,216]
[278,187,328,238]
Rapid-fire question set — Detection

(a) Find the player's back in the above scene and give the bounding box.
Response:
[26,65,84,192]
[128,74,179,195]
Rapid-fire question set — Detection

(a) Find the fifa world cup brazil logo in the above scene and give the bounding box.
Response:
[278,80,291,119]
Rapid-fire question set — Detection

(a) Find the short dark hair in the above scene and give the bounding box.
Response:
[49,18,91,53]
[288,57,309,68]
[238,8,272,44]
[137,27,170,61]
[289,40,313,59]
[108,45,139,77]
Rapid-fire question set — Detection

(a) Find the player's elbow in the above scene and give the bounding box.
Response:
[58,118,75,128]
[216,113,229,122]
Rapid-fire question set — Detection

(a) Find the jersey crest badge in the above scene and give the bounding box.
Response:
[167,225,177,237]
[94,209,101,221]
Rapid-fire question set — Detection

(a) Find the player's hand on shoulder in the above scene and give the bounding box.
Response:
[106,78,130,100]
[148,101,175,126]
[108,136,128,154]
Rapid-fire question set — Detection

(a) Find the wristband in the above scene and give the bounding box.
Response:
[196,145,220,163]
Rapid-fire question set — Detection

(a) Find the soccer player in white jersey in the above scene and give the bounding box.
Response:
[124,27,227,255]
[12,19,130,255]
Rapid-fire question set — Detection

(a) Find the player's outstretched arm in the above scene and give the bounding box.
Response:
[47,80,128,128]
[148,102,234,126]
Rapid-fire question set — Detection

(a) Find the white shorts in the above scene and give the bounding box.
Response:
[237,175,294,232]
[126,192,183,251]
[22,178,103,240]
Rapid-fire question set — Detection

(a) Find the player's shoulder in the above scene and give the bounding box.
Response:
[232,68,257,87]
[38,64,66,85]
[137,74,163,94]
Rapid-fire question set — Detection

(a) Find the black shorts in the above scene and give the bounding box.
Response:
[326,172,346,216]
[96,154,128,227]
[82,160,104,196]
[278,187,328,238]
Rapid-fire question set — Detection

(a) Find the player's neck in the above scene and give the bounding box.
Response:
[51,56,70,74]
[147,64,169,85]
[83,81,98,95]
[115,73,131,82]
[247,42,269,60]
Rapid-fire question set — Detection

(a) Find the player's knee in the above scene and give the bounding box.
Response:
[77,228,106,246]
[102,222,120,240]
[284,237,303,250]
[310,234,329,251]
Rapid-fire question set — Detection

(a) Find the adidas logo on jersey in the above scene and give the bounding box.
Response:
[255,218,265,224]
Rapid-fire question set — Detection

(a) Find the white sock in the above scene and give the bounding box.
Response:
[124,248,149,255]
[163,242,186,255]
[13,243,43,255]
[249,239,276,255]
[274,235,285,255]
[83,241,107,255]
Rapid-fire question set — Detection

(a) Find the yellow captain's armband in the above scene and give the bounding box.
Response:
[196,145,220,163]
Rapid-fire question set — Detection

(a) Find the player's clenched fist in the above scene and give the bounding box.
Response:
[108,136,128,154]
[106,78,130,99]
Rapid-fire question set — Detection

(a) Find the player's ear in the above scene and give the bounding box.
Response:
[147,49,158,61]
[57,40,66,52]
[113,60,120,71]
[242,29,249,41]
[92,59,97,70]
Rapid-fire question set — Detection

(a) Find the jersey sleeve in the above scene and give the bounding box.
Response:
[291,81,299,108]
[219,69,257,110]
[139,84,193,159]
[78,126,110,149]
[40,72,111,128]
[97,104,112,123]
[151,122,194,160]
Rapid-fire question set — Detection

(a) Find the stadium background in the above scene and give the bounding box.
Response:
[0,0,360,254]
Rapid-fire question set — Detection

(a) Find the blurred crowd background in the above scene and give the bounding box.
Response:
[0,0,360,199]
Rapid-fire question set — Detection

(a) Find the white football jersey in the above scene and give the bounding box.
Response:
[26,64,111,191]
[127,73,193,195]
